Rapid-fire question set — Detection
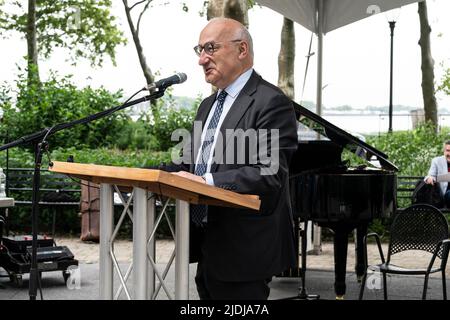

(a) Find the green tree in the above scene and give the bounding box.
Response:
[366,123,445,176]
[137,91,200,152]
[278,18,295,99]
[0,0,127,82]
[438,67,450,96]
[0,72,129,150]
[26,0,39,84]
[207,0,253,27]
[122,0,155,86]
[418,1,438,130]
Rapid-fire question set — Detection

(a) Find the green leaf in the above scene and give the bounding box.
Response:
[0,0,126,67]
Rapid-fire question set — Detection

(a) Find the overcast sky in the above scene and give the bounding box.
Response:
[0,0,449,110]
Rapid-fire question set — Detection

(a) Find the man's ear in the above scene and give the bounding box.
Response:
[238,41,249,59]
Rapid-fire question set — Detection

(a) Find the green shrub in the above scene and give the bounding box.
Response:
[0,148,172,236]
[50,147,172,168]
[144,92,200,151]
[366,122,450,176]
[0,72,129,151]
[361,123,450,239]
[438,67,450,96]
[0,146,173,169]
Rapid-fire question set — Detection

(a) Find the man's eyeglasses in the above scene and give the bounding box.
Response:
[193,39,242,56]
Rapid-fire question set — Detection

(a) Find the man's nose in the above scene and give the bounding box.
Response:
[198,51,209,66]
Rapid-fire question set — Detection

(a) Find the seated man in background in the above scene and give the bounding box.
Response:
[424,140,450,206]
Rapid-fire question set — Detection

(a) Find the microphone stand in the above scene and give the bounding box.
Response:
[0,89,165,300]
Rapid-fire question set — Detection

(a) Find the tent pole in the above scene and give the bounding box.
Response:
[316,0,323,116]
[312,0,323,256]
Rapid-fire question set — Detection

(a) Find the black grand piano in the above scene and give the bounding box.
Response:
[289,102,398,299]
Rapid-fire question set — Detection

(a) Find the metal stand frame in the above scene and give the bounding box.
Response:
[99,183,190,300]
[281,219,320,300]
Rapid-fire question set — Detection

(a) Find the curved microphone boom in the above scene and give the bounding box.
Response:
[145,73,187,91]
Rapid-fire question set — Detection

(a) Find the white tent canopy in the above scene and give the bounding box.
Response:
[256,0,423,34]
[256,0,423,114]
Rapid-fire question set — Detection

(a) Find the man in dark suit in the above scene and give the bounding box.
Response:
[171,17,298,300]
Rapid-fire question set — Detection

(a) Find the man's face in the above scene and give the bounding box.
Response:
[197,22,243,89]
[444,144,450,162]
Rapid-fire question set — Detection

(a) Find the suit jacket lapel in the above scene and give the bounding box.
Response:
[210,71,260,172]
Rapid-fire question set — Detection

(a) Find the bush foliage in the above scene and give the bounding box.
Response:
[0,72,131,151]
[0,72,198,153]
[116,92,199,152]
[3,71,449,239]
[0,72,198,236]
[366,122,450,176]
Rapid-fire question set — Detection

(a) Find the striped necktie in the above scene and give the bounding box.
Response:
[191,90,228,226]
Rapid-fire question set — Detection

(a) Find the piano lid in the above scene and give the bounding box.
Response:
[293,102,398,172]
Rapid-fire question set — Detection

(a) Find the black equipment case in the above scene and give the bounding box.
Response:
[0,217,78,286]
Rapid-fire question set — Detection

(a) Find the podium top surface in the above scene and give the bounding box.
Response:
[49,161,260,211]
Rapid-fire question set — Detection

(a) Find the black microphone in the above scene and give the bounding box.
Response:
[145,73,187,91]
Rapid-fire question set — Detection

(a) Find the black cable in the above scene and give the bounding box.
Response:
[157,183,165,205]
[41,126,57,167]
[65,175,100,190]
[123,88,145,105]
[42,125,57,144]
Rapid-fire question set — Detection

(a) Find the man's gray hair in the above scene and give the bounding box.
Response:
[237,26,254,58]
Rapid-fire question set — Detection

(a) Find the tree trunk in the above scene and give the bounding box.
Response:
[122,0,156,114]
[418,1,438,129]
[207,0,248,27]
[223,0,248,27]
[207,0,224,20]
[26,0,40,84]
[278,18,295,100]
[122,0,154,85]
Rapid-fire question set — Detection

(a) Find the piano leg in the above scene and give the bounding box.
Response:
[332,225,354,299]
[354,224,368,282]
[297,220,320,299]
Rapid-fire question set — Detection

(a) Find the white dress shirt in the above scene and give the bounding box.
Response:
[195,68,254,186]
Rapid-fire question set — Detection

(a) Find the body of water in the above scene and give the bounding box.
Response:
[323,113,450,135]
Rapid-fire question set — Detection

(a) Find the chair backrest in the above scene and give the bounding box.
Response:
[388,204,449,260]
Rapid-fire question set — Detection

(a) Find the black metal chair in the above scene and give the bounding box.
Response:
[359,203,450,300]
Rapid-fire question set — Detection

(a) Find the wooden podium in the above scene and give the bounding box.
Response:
[49,161,260,300]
